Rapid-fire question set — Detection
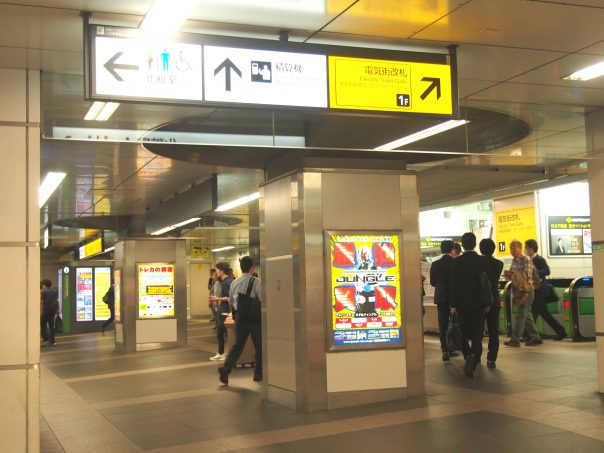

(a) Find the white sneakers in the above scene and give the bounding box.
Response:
[210,353,225,361]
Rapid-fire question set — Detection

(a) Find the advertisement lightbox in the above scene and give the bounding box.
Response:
[326,232,403,351]
[114,269,121,322]
[94,267,112,321]
[547,216,592,256]
[138,263,175,318]
[76,268,94,321]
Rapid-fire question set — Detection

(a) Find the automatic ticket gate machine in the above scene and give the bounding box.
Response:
[499,281,512,335]
[563,277,595,341]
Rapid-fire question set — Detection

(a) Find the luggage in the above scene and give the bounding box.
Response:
[224,315,255,367]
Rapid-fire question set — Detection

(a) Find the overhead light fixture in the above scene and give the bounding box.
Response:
[374,120,469,151]
[212,246,235,252]
[84,102,120,121]
[140,0,199,35]
[150,217,201,236]
[564,61,604,81]
[39,171,67,207]
[215,192,260,212]
[104,246,115,253]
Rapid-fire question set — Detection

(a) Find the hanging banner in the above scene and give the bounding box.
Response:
[138,263,175,318]
[547,216,591,256]
[327,232,403,351]
[495,206,536,257]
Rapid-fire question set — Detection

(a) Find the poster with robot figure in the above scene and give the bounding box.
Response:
[328,233,403,350]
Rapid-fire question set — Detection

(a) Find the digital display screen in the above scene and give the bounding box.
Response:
[548,216,591,256]
[76,267,94,321]
[328,233,402,350]
[114,269,121,322]
[94,267,112,321]
[138,263,175,318]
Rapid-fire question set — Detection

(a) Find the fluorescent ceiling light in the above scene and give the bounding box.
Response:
[374,120,469,151]
[104,246,115,253]
[84,102,120,121]
[150,217,201,236]
[212,246,235,252]
[141,0,199,35]
[215,192,260,212]
[39,171,66,207]
[564,61,604,81]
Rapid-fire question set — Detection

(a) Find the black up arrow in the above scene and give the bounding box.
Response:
[214,58,242,91]
[420,77,441,101]
[104,52,139,82]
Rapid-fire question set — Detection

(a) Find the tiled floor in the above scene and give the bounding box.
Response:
[40,320,604,452]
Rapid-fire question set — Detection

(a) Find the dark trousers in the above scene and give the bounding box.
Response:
[102,305,115,331]
[224,318,262,378]
[458,308,483,360]
[41,310,56,343]
[484,305,500,362]
[532,298,566,336]
[216,314,228,354]
[437,304,450,352]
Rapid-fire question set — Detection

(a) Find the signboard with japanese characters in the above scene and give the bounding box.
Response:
[547,216,591,256]
[137,263,175,318]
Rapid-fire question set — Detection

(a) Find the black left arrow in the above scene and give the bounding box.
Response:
[420,77,441,101]
[104,52,139,82]
[214,58,242,91]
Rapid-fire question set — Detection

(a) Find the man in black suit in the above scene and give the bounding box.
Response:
[479,239,504,369]
[450,232,491,377]
[430,240,456,361]
[555,238,566,255]
[525,239,567,340]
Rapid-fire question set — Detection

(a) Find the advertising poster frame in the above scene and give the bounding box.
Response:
[547,216,592,257]
[325,230,405,352]
[137,262,176,319]
[114,268,122,322]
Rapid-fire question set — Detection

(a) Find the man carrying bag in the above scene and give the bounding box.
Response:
[219,256,262,385]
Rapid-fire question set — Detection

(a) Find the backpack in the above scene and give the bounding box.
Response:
[237,277,261,324]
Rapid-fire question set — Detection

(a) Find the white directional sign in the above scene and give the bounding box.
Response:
[203,46,328,108]
[94,35,203,101]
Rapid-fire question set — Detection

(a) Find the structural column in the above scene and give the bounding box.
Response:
[586,109,604,394]
[0,69,41,452]
[260,160,424,412]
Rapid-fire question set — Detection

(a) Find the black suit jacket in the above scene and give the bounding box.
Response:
[484,255,504,305]
[430,254,453,306]
[450,251,490,310]
[532,254,551,299]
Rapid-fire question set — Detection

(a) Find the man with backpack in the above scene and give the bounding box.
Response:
[40,279,58,347]
[218,256,262,385]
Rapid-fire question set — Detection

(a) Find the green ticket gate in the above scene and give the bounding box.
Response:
[535,278,573,338]
[563,277,595,341]
[498,281,511,335]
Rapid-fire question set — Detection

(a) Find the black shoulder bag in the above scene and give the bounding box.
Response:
[479,272,494,307]
[237,277,261,324]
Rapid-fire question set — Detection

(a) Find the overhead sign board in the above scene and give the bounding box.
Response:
[495,206,536,257]
[79,237,104,260]
[88,25,455,116]
[204,46,327,108]
[328,56,452,114]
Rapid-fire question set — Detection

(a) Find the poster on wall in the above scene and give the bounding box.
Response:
[94,267,112,321]
[495,206,537,257]
[547,216,591,256]
[76,267,94,321]
[114,269,121,322]
[327,232,403,351]
[138,263,175,318]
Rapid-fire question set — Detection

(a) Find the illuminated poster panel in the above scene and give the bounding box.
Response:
[138,263,175,318]
[76,267,94,321]
[114,269,121,322]
[94,267,112,321]
[548,216,592,256]
[327,232,403,351]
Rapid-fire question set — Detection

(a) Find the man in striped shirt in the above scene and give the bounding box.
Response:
[504,240,543,347]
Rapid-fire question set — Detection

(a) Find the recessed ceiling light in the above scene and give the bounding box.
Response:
[84,101,120,121]
[564,61,604,81]
[39,172,67,207]
[215,192,260,212]
[151,217,201,235]
[212,246,235,252]
[374,120,469,151]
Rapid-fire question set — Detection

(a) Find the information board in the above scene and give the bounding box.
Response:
[79,237,104,260]
[76,268,94,321]
[327,232,402,351]
[94,267,112,321]
[114,269,121,322]
[547,216,591,256]
[138,263,175,318]
[495,206,537,257]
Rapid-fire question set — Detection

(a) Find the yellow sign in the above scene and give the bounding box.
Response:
[329,233,402,350]
[191,242,211,260]
[114,270,121,322]
[495,206,537,257]
[79,237,103,259]
[328,56,452,114]
[138,263,175,318]
[94,267,112,321]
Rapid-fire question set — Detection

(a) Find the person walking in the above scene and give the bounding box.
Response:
[479,239,504,369]
[450,233,492,377]
[430,240,457,361]
[209,262,233,361]
[101,285,115,334]
[219,256,262,385]
[208,268,216,323]
[40,279,58,347]
[525,239,567,340]
[504,240,542,348]
[208,271,221,331]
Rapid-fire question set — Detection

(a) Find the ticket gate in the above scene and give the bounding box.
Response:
[563,277,595,341]
[498,281,511,335]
